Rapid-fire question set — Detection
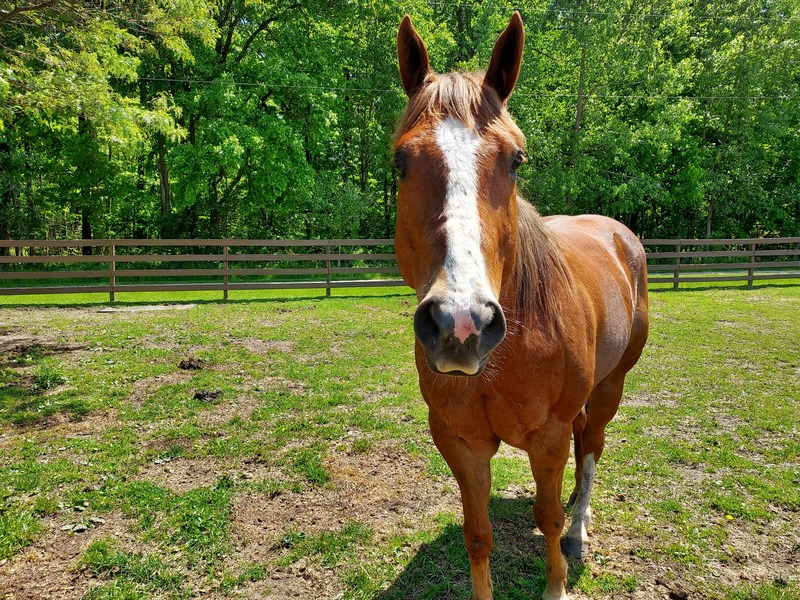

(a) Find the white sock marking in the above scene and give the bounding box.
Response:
[567,453,596,544]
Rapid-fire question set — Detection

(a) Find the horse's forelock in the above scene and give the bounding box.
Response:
[393,71,525,146]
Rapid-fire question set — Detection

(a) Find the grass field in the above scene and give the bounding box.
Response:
[0,284,798,599]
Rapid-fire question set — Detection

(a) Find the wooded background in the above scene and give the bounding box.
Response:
[1,0,798,245]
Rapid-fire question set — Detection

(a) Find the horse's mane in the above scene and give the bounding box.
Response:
[393,70,570,333]
[513,199,571,334]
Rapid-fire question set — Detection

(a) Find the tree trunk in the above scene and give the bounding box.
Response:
[157,143,171,221]
[81,206,92,255]
[566,46,588,208]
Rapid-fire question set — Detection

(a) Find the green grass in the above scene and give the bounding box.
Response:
[0,284,798,599]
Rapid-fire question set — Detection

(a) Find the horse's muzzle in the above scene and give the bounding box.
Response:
[413,297,507,376]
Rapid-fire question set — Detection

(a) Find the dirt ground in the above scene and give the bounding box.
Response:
[1,328,798,599]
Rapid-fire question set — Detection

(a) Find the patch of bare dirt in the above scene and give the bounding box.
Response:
[0,513,140,600]
[234,337,294,355]
[577,506,800,600]
[136,456,235,494]
[97,304,196,313]
[127,371,194,408]
[225,446,460,596]
[623,390,682,409]
[196,393,265,427]
[253,376,310,396]
[40,408,123,439]
[0,331,87,359]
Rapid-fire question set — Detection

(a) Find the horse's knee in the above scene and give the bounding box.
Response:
[464,529,493,560]
[533,506,565,539]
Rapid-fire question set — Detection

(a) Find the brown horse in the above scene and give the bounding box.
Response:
[393,12,649,600]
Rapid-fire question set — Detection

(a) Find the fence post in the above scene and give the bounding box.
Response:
[109,243,116,302]
[325,240,332,298]
[747,242,756,287]
[673,242,681,290]
[223,243,229,300]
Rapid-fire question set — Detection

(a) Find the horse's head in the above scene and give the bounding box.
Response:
[393,13,526,377]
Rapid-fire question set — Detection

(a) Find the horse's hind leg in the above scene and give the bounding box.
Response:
[567,406,587,508]
[563,370,626,559]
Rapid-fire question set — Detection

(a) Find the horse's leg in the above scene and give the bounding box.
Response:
[528,419,572,600]
[567,406,587,508]
[563,371,625,559]
[430,411,500,600]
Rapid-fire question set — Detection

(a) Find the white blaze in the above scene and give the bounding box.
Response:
[435,117,495,315]
[431,117,497,375]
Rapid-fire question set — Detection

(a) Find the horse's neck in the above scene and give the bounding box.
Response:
[508,199,570,330]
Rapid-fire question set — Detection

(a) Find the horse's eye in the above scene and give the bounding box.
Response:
[511,150,526,172]
[393,150,408,179]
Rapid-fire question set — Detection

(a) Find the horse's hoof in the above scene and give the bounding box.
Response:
[561,536,588,559]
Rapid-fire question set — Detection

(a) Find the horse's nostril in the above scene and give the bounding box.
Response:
[480,301,507,350]
[414,298,443,348]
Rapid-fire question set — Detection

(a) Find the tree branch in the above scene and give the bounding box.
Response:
[0,1,61,27]
[233,3,302,64]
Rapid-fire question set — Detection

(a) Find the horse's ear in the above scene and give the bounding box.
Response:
[397,15,430,97]
[484,12,524,103]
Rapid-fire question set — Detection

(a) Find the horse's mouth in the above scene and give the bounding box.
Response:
[423,350,489,377]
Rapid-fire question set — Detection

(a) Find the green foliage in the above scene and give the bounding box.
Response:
[1,1,797,243]
[32,361,67,390]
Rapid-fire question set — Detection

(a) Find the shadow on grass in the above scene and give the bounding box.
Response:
[0,382,90,427]
[0,347,89,426]
[377,495,586,600]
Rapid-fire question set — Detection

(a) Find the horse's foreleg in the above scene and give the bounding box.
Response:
[529,421,571,600]
[430,412,499,600]
[564,372,625,559]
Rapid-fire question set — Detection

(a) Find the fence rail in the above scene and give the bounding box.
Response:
[0,239,403,300]
[1,237,799,300]
[640,237,800,289]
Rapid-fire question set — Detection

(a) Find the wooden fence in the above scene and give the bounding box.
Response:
[0,237,798,300]
[0,239,402,300]
[642,237,800,289]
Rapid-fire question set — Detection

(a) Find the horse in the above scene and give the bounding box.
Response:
[392,12,649,600]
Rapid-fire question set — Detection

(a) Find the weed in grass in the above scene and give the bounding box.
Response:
[0,508,40,560]
[31,360,67,390]
[725,579,800,600]
[249,476,300,498]
[168,476,234,566]
[575,571,638,595]
[277,520,372,568]
[351,438,373,453]
[218,563,271,594]
[284,444,331,486]
[81,539,186,598]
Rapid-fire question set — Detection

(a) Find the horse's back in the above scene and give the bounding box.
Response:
[543,214,649,384]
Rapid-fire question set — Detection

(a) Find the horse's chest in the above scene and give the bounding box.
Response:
[428,387,549,447]
[484,391,550,447]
